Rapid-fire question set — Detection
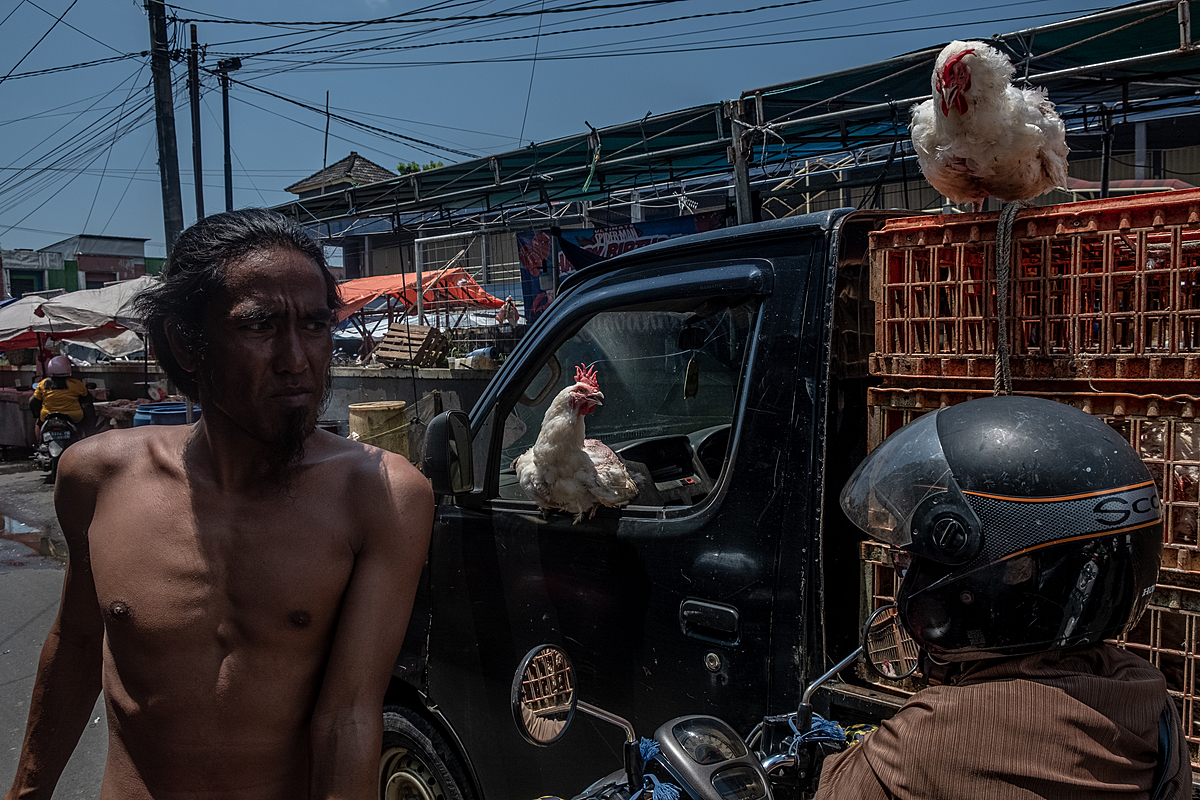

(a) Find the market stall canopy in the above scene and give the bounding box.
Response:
[336,267,504,323]
[35,275,156,333]
[0,296,56,351]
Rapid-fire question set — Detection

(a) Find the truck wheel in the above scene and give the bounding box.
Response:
[380,705,474,800]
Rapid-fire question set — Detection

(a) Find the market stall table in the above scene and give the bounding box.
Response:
[0,387,36,447]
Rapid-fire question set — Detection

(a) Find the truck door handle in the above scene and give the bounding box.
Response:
[679,599,740,646]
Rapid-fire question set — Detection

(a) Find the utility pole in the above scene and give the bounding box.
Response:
[187,24,204,220]
[726,101,753,226]
[217,57,242,211]
[147,0,184,251]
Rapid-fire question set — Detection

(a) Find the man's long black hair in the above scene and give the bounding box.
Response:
[135,209,343,401]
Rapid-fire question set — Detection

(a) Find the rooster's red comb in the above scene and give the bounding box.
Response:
[575,363,599,390]
[941,47,975,80]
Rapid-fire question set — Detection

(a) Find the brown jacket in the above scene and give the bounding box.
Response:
[816,644,1191,800]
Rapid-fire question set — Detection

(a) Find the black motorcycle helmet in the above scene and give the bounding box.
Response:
[840,395,1162,662]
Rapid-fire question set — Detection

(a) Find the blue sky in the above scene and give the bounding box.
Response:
[0,0,1104,257]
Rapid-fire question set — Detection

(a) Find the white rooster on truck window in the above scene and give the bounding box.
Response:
[513,363,638,523]
[910,40,1069,209]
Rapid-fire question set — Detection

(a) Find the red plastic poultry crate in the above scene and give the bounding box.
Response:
[871,188,1200,369]
[861,190,1200,766]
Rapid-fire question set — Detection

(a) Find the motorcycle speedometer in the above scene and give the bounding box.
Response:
[710,765,767,800]
[653,715,773,800]
[671,718,747,765]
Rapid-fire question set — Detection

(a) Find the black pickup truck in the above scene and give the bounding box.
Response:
[380,206,905,800]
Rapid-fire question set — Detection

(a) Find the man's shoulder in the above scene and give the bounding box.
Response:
[308,432,433,530]
[312,430,426,487]
[60,424,189,482]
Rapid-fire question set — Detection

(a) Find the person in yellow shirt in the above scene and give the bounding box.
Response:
[31,356,92,424]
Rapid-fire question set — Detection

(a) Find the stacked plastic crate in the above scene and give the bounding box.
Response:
[864,188,1200,764]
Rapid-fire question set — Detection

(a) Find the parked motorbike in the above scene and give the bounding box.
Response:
[33,412,81,481]
[511,606,916,800]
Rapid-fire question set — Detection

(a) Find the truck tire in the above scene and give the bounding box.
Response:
[380,705,475,800]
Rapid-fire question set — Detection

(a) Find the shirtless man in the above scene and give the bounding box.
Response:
[5,209,434,800]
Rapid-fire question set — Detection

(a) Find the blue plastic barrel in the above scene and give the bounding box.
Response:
[150,405,200,425]
[133,402,200,426]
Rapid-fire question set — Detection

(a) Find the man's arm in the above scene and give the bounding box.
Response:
[813,739,890,800]
[5,445,105,800]
[308,452,435,800]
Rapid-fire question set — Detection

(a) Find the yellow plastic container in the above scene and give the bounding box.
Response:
[348,401,409,459]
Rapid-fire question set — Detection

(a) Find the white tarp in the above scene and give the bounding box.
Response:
[0,296,52,343]
[36,275,156,333]
[64,328,144,358]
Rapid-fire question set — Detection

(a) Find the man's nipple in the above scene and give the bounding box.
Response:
[288,610,311,628]
[106,600,133,622]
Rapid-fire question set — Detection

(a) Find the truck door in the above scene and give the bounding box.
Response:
[426,239,827,799]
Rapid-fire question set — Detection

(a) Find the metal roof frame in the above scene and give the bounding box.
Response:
[272,1,1200,230]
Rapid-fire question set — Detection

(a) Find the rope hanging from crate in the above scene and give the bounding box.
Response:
[994,200,1030,396]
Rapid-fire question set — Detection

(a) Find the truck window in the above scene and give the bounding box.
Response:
[496,296,758,508]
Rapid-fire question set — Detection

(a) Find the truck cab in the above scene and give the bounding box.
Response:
[384,207,899,800]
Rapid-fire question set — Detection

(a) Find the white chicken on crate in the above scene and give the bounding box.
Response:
[910,40,1069,209]
[512,363,639,523]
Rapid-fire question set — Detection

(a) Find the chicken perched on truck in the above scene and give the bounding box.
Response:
[910,39,1069,208]
[512,363,639,522]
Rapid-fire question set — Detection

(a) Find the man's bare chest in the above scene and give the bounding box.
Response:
[86,483,357,647]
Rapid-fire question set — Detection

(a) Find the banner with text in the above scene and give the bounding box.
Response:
[516,211,725,323]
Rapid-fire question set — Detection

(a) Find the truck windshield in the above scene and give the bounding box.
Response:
[498,296,758,503]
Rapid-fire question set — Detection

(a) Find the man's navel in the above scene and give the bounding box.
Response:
[288,609,311,629]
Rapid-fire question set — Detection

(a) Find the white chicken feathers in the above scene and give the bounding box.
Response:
[910,40,1069,206]
[513,364,638,523]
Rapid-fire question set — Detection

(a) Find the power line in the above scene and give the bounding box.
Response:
[101,130,155,235]
[0,63,161,212]
[206,0,903,58]
[1,53,148,82]
[0,0,81,88]
[0,89,139,127]
[518,0,546,144]
[83,62,147,232]
[24,0,127,55]
[226,6,1107,69]
[224,89,440,165]
[0,0,28,31]
[211,68,483,158]
[167,0,694,27]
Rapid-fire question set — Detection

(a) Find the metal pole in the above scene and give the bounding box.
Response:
[548,233,560,296]
[222,71,233,211]
[146,0,184,251]
[415,241,424,326]
[188,24,204,220]
[1101,106,1113,199]
[214,57,241,213]
[323,90,330,170]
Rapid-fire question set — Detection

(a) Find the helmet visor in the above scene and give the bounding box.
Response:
[840,410,962,548]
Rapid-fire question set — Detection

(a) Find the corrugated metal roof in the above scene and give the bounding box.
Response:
[272,1,1200,227]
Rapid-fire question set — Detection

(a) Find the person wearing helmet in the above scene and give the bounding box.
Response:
[818,395,1191,800]
[30,355,92,425]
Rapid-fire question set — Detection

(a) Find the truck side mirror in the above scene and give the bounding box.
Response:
[511,644,577,746]
[424,410,474,495]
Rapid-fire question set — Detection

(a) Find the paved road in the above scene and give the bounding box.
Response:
[0,462,106,798]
